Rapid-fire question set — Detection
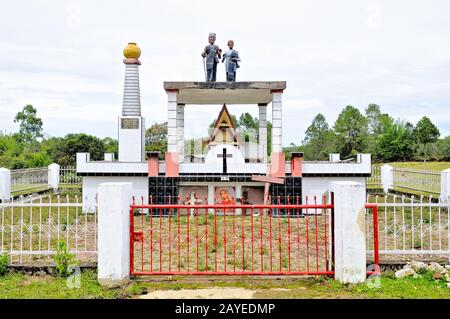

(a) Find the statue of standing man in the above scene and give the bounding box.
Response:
[222,40,241,82]
[201,33,222,82]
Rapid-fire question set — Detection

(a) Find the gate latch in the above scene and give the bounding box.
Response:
[132,231,144,243]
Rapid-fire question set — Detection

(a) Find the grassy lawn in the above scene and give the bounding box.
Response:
[388,162,450,171]
[1,270,450,299]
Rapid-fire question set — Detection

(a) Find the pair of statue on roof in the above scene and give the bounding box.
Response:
[201,33,241,82]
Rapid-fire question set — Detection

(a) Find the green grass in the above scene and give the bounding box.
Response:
[1,270,450,299]
[388,162,450,171]
[0,270,146,299]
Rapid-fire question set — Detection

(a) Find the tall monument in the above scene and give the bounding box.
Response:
[119,42,145,162]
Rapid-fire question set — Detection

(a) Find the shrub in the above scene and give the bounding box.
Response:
[54,241,76,277]
[0,253,8,276]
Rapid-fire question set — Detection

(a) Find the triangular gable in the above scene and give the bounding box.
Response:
[209,104,239,145]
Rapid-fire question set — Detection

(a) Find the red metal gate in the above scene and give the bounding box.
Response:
[130,195,337,276]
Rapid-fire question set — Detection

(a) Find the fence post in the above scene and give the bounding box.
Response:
[380,164,393,193]
[0,168,11,201]
[48,163,60,191]
[97,182,132,287]
[330,181,366,284]
[441,169,450,202]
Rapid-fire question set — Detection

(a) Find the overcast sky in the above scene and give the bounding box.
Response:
[1,0,450,145]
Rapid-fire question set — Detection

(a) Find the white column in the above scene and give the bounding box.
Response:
[330,181,366,284]
[104,153,115,161]
[271,92,282,153]
[167,91,178,153]
[122,63,141,117]
[48,163,60,191]
[329,154,340,162]
[381,164,393,193]
[258,103,268,163]
[0,168,11,201]
[97,182,132,287]
[176,103,185,162]
[441,169,450,202]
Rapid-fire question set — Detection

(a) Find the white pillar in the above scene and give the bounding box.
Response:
[48,163,60,191]
[271,93,282,153]
[380,164,393,193]
[258,103,268,163]
[167,91,178,154]
[329,153,340,162]
[441,169,450,202]
[104,153,115,161]
[330,181,366,284]
[97,182,132,287]
[176,103,185,162]
[0,168,11,201]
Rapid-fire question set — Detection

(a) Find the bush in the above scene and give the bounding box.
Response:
[0,253,9,276]
[54,241,76,277]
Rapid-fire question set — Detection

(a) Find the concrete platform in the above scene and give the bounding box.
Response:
[163,81,286,104]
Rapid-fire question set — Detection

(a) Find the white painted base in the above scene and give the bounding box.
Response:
[302,177,366,204]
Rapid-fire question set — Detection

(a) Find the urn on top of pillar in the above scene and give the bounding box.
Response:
[123,42,141,63]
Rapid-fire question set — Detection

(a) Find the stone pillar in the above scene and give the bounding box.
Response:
[258,103,268,163]
[441,169,450,202]
[176,103,185,162]
[48,163,60,191]
[97,182,132,287]
[381,164,393,193]
[165,90,179,177]
[270,91,285,177]
[330,181,366,284]
[0,168,11,201]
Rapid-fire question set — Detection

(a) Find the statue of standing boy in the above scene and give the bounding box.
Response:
[201,33,222,82]
[222,40,241,82]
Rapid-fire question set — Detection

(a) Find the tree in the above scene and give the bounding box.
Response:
[50,133,106,166]
[374,120,414,161]
[238,113,258,131]
[102,137,118,158]
[414,116,440,161]
[145,122,168,155]
[333,105,369,158]
[437,136,450,161]
[365,104,383,135]
[302,114,336,160]
[14,105,43,143]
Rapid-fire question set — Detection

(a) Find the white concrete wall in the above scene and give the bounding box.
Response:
[97,182,132,287]
[302,177,366,204]
[441,168,450,202]
[0,168,11,201]
[118,116,145,162]
[82,176,148,212]
[77,153,147,174]
[330,181,366,284]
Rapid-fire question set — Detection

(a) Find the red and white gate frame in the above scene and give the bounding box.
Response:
[129,196,380,277]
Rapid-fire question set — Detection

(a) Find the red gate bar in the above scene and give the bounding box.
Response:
[365,203,380,275]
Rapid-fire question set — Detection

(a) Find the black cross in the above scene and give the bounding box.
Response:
[217,148,232,173]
